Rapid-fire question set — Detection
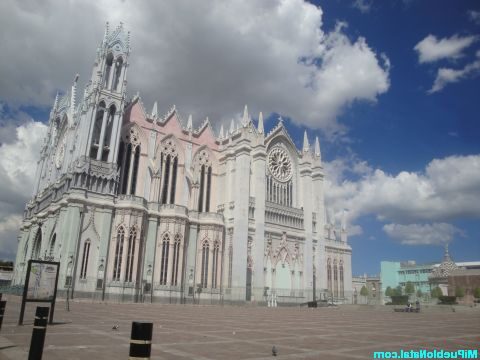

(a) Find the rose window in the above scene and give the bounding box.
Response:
[268,147,292,182]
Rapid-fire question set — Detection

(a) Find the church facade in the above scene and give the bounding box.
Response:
[12,24,352,304]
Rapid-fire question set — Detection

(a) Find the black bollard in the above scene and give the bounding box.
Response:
[0,300,6,331]
[28,306,50,360]
[129,322,153,359]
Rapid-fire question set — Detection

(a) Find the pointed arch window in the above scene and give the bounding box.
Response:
[104,53,114,88]
[197,165,212,212]
[90,102,106,159]
[32,229,42,260]
[161,154,171,204]
[200,241,209,288]
[80,240,91,279]
[112,57,123,91]
[212,241,220,289]
[159,233,170,285]
[171,234,181,286]
[228,244,233,288]
[130,146,140,195]
[159,139,178,205]
[339,261,344,298]
[49,233,56,257]
[327,259,332,295]
[113,227,125,281]
[125,227,137,283]
[194,149,213,212]
[333,260,338,298]
[119,128,141,195]
[101,105,116,161]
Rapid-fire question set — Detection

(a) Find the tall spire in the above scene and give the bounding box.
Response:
[219,124,224,139]
[258,112,264,134]
[229,118,235,134]
[443,243,452,262]
[242,105,249,126]
[103,22,110,46]
[151,102,158,118]
[303,130,310,152]
[53,92,59,111]
[187,114,193,131]
[314,136,321,158]
[70,74,79,116]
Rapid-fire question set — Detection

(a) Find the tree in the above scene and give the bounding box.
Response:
[416,289,423,298]
[455,287,465,298]
[431,286,442,298]
[474,287,480,299]
[405,282,415,296]
[394,285,403,296]
[360,285,368,297]
[385,286,393,297]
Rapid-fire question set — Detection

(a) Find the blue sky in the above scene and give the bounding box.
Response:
[0,0,479,275]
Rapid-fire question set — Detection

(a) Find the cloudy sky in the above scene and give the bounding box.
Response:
[0,0,479,274]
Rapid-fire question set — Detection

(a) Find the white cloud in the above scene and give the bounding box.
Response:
[383,223,462,246]
[352,0,372,14]
[325,154,480,225]
[0,0,390,134]
[429,58,480,93]
[414,34,478,63]
[0,121,47,259]
[468,10,480,24]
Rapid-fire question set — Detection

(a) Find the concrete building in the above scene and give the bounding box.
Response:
[381,245,480,299]
[352,275,381,304]
[380,261,433,298]
[12,23,352,304]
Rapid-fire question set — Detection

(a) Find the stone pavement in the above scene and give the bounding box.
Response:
[0,295,479,359]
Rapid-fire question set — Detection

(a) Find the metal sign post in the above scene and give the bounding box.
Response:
[19,260,60,325]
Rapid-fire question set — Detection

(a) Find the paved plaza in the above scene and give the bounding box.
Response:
[0,295,479,359]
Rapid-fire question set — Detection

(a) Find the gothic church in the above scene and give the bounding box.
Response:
[13,24,352,304]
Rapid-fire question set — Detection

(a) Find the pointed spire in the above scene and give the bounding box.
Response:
[315,136,321,157]
[187,114,193,131]
[53,92,59,111]
[151,101,158,118]
[258,112,264,134]
[70,74,79,114]
[242,105,249,126]
[303,130,310,152]
[103,22,110,46]
[443,243,452,262]
[229,119,235,134]
[219,124,224,139]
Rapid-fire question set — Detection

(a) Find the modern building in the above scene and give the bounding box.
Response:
[381,245,480,299]
[380,261,433,298]
[12,23,352,304]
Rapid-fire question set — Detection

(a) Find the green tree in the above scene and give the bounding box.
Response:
[474,287,480,299]
[385,286,393,297]
[416,289,423,298]
[431,286,442,298]
[360,285,368,297]
[455,287,465,298]
[405,281,415,295]
[394,285,403,296]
